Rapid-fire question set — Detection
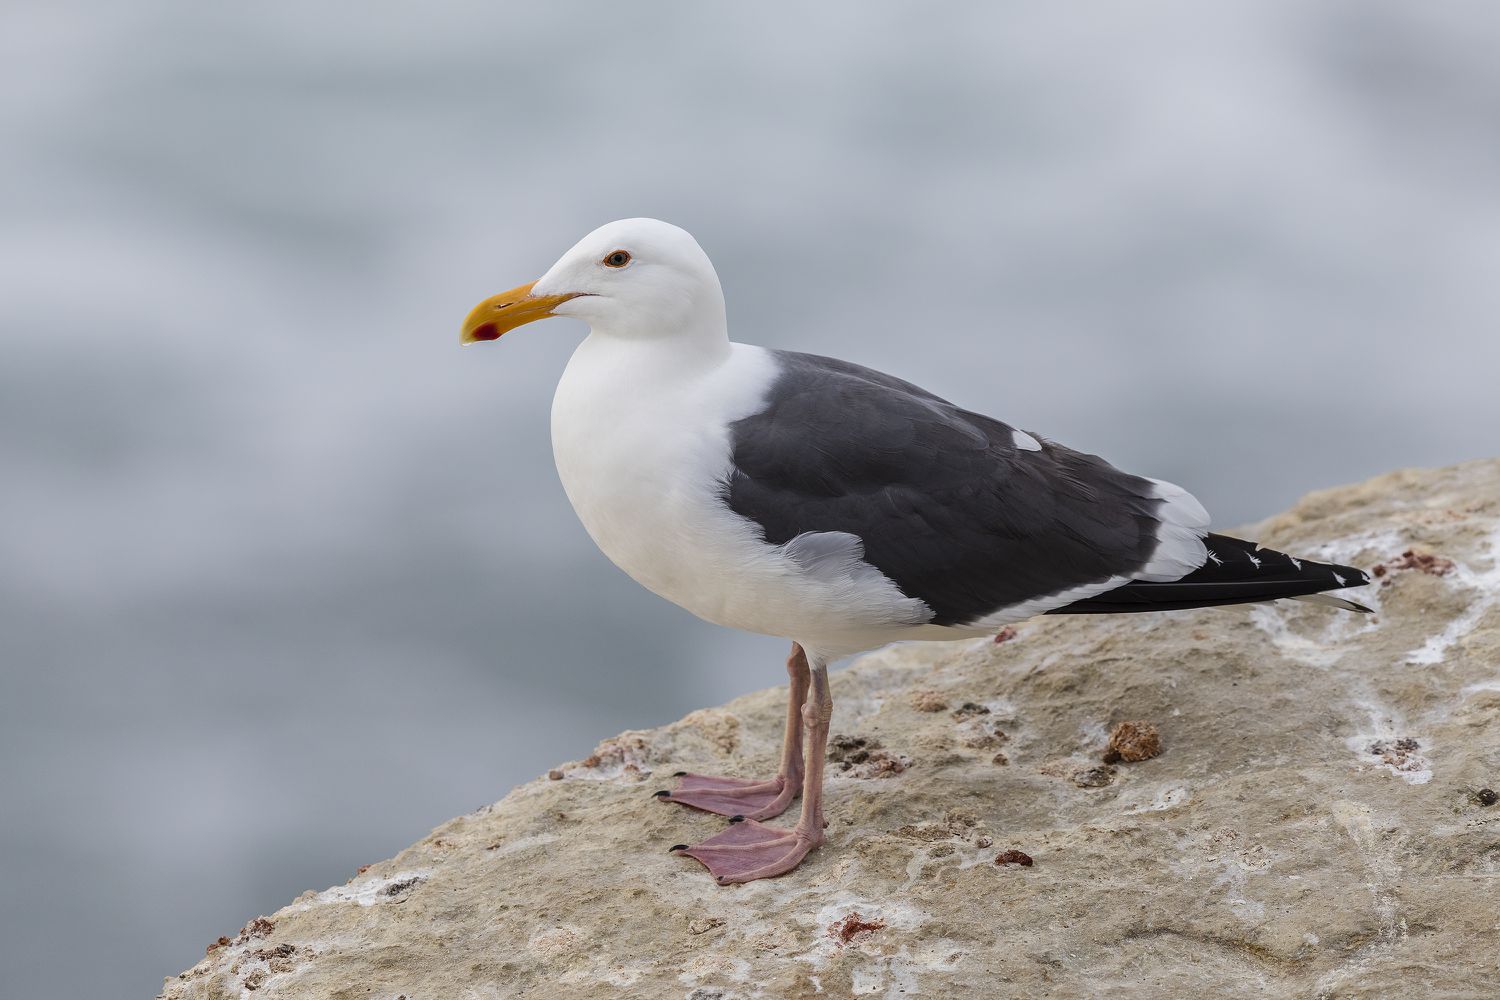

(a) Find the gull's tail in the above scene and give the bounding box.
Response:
[1045,533,1373,616]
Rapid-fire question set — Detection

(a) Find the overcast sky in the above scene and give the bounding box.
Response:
[3,2,1498,996]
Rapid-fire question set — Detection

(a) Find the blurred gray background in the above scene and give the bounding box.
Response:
[3,1,1498,996]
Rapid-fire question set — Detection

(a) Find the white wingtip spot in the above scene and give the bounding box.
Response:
[1012,429,1042,452]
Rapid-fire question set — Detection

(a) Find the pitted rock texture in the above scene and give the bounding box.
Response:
[163,460,1500,999]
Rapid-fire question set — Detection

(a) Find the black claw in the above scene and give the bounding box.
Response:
[729,814,745,823]
[673,770,687,777]
[669,844,689,853]
[653,790,671,798]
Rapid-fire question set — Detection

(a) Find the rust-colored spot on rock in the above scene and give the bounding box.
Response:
[829,911,886,944]
[234,917,274,944]
[1374,548,1456,586]
[995,849,1034,867]
[963,723,1010,750]
[205,935,231,955]
[993,625,1018,644]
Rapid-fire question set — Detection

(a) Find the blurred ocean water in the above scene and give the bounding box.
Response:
[2,2,1498,995]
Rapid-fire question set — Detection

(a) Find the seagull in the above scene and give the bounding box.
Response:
[460,218,1371,885]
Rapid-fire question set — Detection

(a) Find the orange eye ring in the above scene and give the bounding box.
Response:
[602,250,632,268]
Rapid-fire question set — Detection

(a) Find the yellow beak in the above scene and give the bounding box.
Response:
[460,281,582,344]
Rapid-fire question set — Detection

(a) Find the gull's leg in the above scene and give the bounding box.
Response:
[671,653,832,884]
[656,643,809,821]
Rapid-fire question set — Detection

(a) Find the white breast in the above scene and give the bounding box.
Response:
[552,338,774,625]
[549,337,927,653]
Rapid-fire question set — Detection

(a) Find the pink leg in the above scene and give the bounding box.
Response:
[671,654,832,884]
[656,644,809,821]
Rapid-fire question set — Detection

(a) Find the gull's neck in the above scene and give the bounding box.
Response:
[583,297,733,372]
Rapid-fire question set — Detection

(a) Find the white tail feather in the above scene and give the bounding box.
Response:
[1290,593,1374,614]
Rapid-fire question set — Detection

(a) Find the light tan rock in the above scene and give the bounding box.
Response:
[162,460,1500,999]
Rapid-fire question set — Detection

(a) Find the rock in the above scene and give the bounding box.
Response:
[909,689,949,712]
[161,460,1500,999]
[1104,719,1164,763]
[1070,763,1117,788]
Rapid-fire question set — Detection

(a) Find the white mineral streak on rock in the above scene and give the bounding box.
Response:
[160,461,1500,1000]
[1122,783,1191,814]
[287,869,432,911]
[1405,526,1500,665]
[1249,603,1355,668]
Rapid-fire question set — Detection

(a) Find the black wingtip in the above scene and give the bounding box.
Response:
[1047,535,1381,616]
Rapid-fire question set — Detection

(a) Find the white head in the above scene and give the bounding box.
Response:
[460,218,727,347]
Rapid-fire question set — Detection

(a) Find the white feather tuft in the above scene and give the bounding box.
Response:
[1136,478,1211,582]
[1011,429,1042,452]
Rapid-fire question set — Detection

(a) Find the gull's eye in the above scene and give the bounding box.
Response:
[602,250,632,268]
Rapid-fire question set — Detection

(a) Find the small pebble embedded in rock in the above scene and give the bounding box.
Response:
[827,734,910,777]
[995,849,1033,867]
[909,689,948,712]
[383,877,422,897]
[1073,764,1116,788]
[1477,788,1498,807]
[1103,720,1162,764]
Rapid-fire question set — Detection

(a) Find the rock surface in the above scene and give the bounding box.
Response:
[164,461,1500,999]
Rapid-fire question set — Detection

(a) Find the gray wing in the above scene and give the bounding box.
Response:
[722,351,1181,627]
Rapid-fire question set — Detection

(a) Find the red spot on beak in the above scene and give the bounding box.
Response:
[470,322,501,341]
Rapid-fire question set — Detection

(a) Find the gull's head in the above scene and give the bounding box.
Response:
[461,218,725,344]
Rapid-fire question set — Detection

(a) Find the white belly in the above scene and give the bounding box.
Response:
[549,337,927,651]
